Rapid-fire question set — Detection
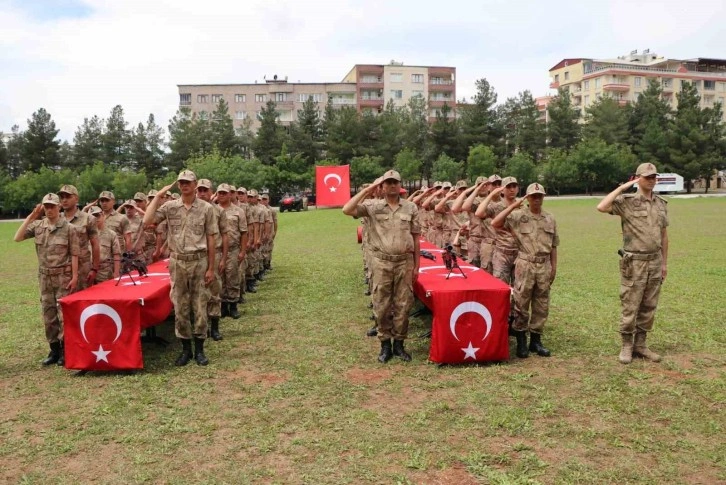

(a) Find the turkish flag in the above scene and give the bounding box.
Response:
[63,300,142,370]
[415,240,511,364]
[316,165,351,207]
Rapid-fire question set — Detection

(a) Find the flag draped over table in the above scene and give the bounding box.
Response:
[315,165,351,207]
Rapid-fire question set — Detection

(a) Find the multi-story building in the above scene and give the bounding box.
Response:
[548,50,726,119]
[177,62,456,132]
[535,96,553,124]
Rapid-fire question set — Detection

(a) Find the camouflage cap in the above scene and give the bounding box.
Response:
[248,189,259,197]
[501,176,518,187]
[147,189,159,198]
[59,184,78,196]
[171,193,180,200]
[133,192,148,201]
[382,169,401,182]
[636,162,658,177]
[166,191,173,196]
[88,206,103,216]
[177,169,197,182]
[99,190,115,200]
[124,199,138,208]
[442,181,452,189]
[261,193,270,199]
[229,185,237,192]
[475,176,488,185]
[526,183,546,196]
[42,193,60,205]
[197,178,212,189]
[455,180,468,189]
[217,183,232,193]
[488,174,502,184]
[434,181,443,188]
[237,187,247,194]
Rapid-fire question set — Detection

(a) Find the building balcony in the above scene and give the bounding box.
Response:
[358,81,384,89]
[429,99,453,108]
[330,98,357,106]
[603,83,630,92]
[618,99,629,106]
[275,100,294,109]
[429,82,455,92]
[550,81,560,89]
[359,98,384,107]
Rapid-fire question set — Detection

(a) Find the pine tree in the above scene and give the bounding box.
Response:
[668,81,708,192]
[210,99,239,155]
[547,88,581,150]
[254,100,285,165]
[73,115,105,170]
[459,78,501,152]
[289,95,323,164]
[102,105,131,169]
[583,97,629,145]
[21,108,61,171]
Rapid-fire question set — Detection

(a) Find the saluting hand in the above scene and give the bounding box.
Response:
[30,204,44,220]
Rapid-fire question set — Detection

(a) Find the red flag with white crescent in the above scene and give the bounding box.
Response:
[316,165,351,207]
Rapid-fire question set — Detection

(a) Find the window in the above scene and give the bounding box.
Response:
[390,90,403,99]
[256,111,263,120]
[298,93,322,102]
[211,94,223,103]
[564,71,570,81]
[390,73,402,82]
[361,75,381,83]
[255,94,266,103]
[235,111,246,120]
[411,74,424,83]
[584,80,589,90]
[197,94,209,103]
[235,94,246,103]
[278,110,293,122]
[704,80,716,90]
[554,74,559,83]
[634,77,642,88]
[594,78,601,89]
[584,95,589,107]
[275,93,288,102]
[412,90,424,98]
[179,93,191,106]
[662,78,673,89]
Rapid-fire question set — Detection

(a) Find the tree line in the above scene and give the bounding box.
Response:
[2,78,724,213]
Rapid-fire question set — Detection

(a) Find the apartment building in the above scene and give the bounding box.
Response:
[548,50,726,119]
[177,63,456,132]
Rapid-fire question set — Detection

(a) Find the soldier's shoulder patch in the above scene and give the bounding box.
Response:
[655,195,668,204]
[622,193,636,198]
[520,215,529,223]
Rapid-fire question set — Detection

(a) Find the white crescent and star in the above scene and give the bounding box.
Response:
[449,301,493,342]
[92,345,111,363]
[323,173,342,192]
[79,304,124,363]
[462,342,480,360]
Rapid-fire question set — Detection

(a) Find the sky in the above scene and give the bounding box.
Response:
[1,0,724,141]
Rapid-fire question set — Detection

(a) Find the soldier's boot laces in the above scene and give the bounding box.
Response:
[378,339,393,364]
[392,339,412,362]
[528,332,551,357]
[619,333,634,364]
[42,341,61,366]
[229,303,241,319]
[175,339,193,366]
[210,317,223,341]
[194,337,209,366]
[633,332,662,362]
[514,330,529,358]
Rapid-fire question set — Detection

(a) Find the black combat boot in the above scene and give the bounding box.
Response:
[246,279,257,293]
[56,340,65,367]
[210,317,223,341]
[392,339,412,362]
[228,303,240,319]
[221,302,229,318]
[174,339,193,366]
[255,271,265,282]
[42,341,61,366]
[514,330,529,358]
[366,325,377,337]
[528,332,551,357]
[194,337,209,366]
[378,339,393,363]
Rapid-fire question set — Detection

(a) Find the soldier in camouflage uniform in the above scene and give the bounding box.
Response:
[260,193,277,272]
[452,177,489,267]
[473,175,503,273]
[144,170,219,366]
[14,194,80,366]
[133,192,157,264]
[196,179,229,341]
[493,183,559,358]
[217,183,247,319]
[422,181,447,247]
[59,184,100,289]
[436,180,469,248]
[343,170,421,363]
[98,191,132,254]
[597,162,668,364]
[246,190,265,288]
[236,187,257,298]
[89,206,121,284]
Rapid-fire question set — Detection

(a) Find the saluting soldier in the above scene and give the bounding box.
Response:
[246,189,265,288]
[260,193,276,272]
[217,183,247,319]
[492,183,559,358]
[143,170,218,366]
[133,192,157,264]
[89,206,121,284]
[236,187,256,298]
[597,162,668,364]
[98,191,132,254]
[343,170,421,363]
[14,194,80,366]
[435,180,469,248]
[59,184,100,289]
[451,177,489,267]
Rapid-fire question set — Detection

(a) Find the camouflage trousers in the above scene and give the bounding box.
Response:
[492,247,518,285]
[261,238,273,264]
[246,247,261,278]
[38,269,73,343]
[370,255,415,341]
[75,256,92,291]
[169,255,210,339]
[512,257,552,334]
[222,246,241,303]
[467,236,482,266]
[207,250,223,317]
[619,254,662,335]
[143,244,156,265]
[95,263,114,284]
[431,228,444,248]
[442,229,455,247]
[238,252,247,295]
[479,239,496,274]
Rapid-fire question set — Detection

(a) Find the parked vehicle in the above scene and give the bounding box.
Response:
[279,193,304,212]
[634,173,684,194]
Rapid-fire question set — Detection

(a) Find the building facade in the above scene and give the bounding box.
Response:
[549,51,726,119]
[177,63,456,132]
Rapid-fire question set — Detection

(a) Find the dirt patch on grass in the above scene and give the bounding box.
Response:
[345,367,393,385]
[410,463,480,485]
[216,368,290,389]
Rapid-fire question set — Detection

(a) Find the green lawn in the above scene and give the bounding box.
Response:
[0,198,724,484]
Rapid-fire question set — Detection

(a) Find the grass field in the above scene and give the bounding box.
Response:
[0,198,724,484]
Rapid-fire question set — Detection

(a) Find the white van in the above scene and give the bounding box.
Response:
[634,173,684,193]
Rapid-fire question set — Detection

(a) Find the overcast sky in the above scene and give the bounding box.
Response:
[1,0,724,141]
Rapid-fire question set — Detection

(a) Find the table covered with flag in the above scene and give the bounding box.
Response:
[414,240,511,364]
[59,260,173,371]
